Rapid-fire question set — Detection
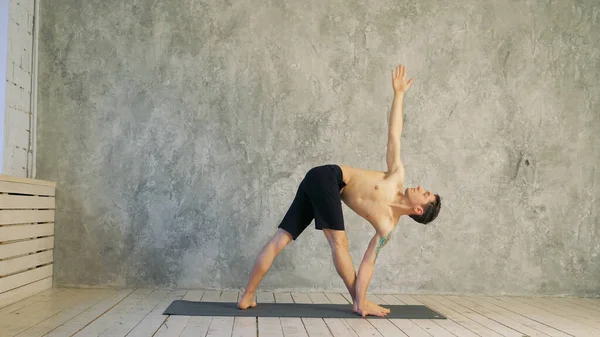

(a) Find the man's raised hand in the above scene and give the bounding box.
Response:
[392,64,414,93]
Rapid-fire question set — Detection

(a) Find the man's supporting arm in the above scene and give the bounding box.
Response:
[355,230,392,315]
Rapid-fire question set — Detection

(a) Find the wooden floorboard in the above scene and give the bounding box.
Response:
[259,291,283,337]
[483,296,600,337]
[72,288,155,336]
[275,292,309,337]
[3,289,119,337]
[3,289,600,337]
[125,289,187,337]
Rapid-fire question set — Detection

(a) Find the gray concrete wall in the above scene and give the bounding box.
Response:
[37,0,600,296]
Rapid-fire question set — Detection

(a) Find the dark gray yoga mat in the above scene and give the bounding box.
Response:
[163,300,446,319]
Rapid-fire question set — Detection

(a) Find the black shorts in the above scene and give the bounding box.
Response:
[278,164,347,240]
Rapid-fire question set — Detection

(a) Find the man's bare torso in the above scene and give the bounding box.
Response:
[338,165,405,233]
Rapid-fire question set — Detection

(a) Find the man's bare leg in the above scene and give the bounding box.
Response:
[323,229,390,315]
[238,229,293,309]
[323,229,358,300]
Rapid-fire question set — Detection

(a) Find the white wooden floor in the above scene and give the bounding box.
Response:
[1,288,600,337]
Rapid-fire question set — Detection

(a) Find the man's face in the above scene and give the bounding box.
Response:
[405,186,436,207]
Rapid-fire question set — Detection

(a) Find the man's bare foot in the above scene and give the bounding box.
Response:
[354,302,389,317]
[353,300,390,316]
[371,301,391,314]
[237,292,257,310]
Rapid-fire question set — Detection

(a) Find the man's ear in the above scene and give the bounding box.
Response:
[413,206,424,215]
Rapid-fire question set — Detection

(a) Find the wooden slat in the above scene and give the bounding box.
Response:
[0,180,55,196]
[73,288,155,336]
[464,296,570,337]
[0,250,53,276]
[44,289,136,337]
[0,209,55,225]
[303,317,334,337]
[154,290,204,337]
[275,292,308,337]
[368,317,410,337]
[256,291,274,303]
[369,294,386,304]
[258,292,283,337]
[11,289,118,337]
[305,293,343,336]
[504,296,600,333]
[206,292,235,337]
[231,317,256,337]
[0,287,63,314]
[179,290,215,337]
[398,295,470,336]
[0,264,53,293]
[445,295,556,337]
[307,292,330,304]
[180,317,213,337]
[0,223,54,242]
[220,290,239,302]
[416,295,509,337]
[324,293,349,304]
[205,317,235,337]
[291,292,311,304]
[518,297,600,325]
[8,289,89,321]
[7,291,600,337]
[313,292,359,337]
[201,290,221,302]
[0,175,56,188]
[124,290,186,337]
[372,292,424,337]
[481,296,599,337]
[280,317,309,337]
[97,289,173,337]
[0,277,52,308]
[318,293,379,337]
[257,317,284,337]
[399,295,480,337]
[377,295,432,337]
[560,297,600,313]
[274,292,293,303]
[0,237,54,260]
[0,195,55,209]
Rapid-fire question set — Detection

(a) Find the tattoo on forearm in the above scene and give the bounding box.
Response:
[375,234,391,259]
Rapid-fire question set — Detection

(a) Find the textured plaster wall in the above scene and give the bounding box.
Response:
[3,0,35,177]
[37,0,600,295]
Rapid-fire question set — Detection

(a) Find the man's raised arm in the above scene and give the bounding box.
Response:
[386,64,413,173]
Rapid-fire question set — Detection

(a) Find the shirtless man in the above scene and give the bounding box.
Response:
[237,64,442,317]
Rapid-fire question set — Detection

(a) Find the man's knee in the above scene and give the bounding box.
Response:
[270,229,293,251]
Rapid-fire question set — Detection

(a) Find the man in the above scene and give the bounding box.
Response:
[237,64,442,317]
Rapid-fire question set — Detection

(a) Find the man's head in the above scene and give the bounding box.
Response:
[404,186,441,224]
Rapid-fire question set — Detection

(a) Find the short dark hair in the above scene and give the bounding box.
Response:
[409,194,441,224]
